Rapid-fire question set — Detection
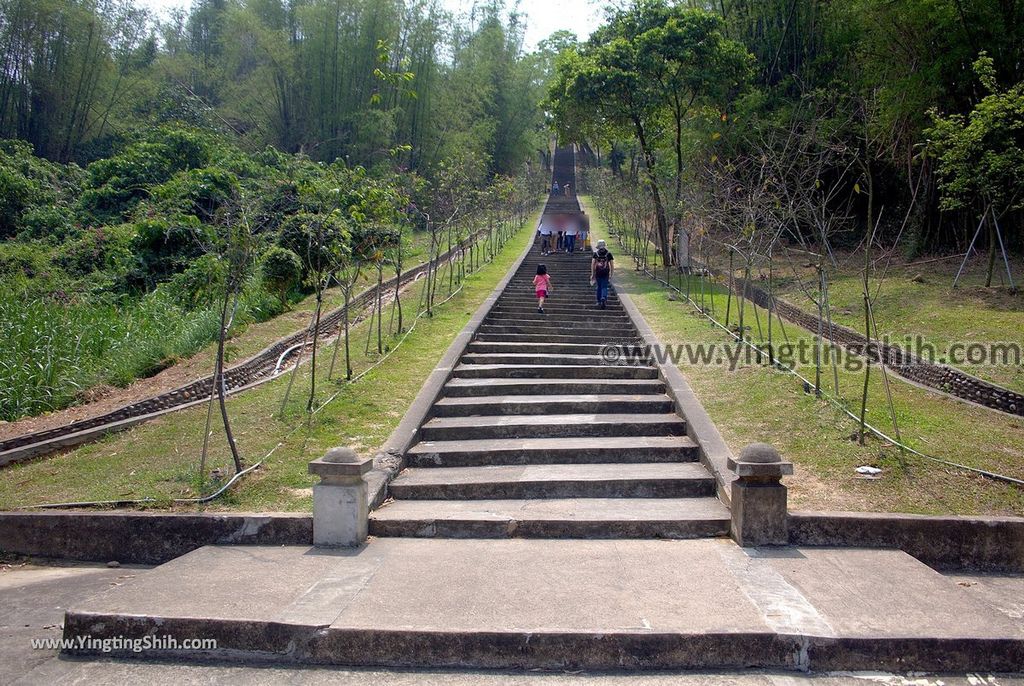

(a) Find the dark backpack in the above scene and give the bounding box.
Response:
[594,252,611,278]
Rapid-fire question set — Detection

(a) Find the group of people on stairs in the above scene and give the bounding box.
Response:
[537,212,591,256]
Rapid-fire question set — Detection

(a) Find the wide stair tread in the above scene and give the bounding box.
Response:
[460,358,634,368]
[443,377,665,396]
[432,394,672,416]
[420,412,686,440]
[389,462,715,499]
[369,497,730,539]
[405,435,699,466]
[451,364,659,379]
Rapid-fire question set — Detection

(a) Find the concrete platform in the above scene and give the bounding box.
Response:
[62,539,1024,672]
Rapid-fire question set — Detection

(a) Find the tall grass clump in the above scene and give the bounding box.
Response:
[0,279,279,422]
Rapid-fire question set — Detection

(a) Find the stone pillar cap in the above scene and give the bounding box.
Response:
[309,448,373,479]
[728,443,793,478]
[323,447,361,463]
[739,442,782,463]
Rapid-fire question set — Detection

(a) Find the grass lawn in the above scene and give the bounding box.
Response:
[770,250,1024,393]
[0,210,539,512]
[583,197,1024,517]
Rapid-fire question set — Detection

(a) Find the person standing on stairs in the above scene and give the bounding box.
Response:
[538,217,552,255]
[578,213,590,251]
[533,264,551,314]
[591,240,614,309]
[563,219,577,253]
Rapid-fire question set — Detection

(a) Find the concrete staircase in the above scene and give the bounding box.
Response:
[56,146,1024,674]
[370,242,730,539]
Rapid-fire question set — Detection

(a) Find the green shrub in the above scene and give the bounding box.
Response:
[149,167,240,222]
[0,139,80,239]
[129,217,211,288]
[78,125,219,222]
[261,245,303,307]
[167,253,227,308]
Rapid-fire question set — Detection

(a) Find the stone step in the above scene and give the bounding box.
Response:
[460,352,643,366]
[368,497,730,538]
[451,363,658,380]
[507,284,612,294]
[483,316,633,328]
[498,291,620,300]
[500,293,619,301]
[487,313,630,325]
[431,394,674,417]
[419,413,686,441]
[474,332,640,345]
[388,463,715,499]
[493,305,621,315]
[442,377,666,398]
[488,308,629,321]
[406,435,699,467]
[517,264,594,269]
[467,341,611,354]
[509,281,598,286]
[478,324,635,337]
[487,307,622,317]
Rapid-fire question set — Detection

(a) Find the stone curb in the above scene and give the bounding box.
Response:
[366,219,540,508]
[615,287,738,506]
[790,510,1024,572]
[0,511,311,564]
[60,612,1024,672]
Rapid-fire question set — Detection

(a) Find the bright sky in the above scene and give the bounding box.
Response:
[136,0,605,50]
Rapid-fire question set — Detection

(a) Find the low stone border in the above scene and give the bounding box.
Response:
[0,511,311,564]
[615,287,738,506]
[790,510,1024,572]
[365,226,539,508]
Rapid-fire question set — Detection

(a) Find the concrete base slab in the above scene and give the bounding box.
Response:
[63,539,1024,672]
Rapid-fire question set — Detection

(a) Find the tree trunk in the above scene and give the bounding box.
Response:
[376,266,383,355]
[307,288,323,412]
[216,289,243,472]
[985,218,996,288]
[633,116,671,267]
[344,284,352,380]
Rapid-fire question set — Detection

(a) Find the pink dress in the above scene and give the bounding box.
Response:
[533,274,551,297]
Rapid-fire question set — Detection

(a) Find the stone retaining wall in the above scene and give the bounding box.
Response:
[0,511,311,564]
[789,510,1024,571]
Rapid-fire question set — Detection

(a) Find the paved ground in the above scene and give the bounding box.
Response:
[7,547,1023,683]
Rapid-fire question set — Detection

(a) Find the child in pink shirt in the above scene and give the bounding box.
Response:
[533,264,551,314]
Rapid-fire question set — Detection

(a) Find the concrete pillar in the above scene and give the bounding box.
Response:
[728,442,793,547]
[309,447,373,547]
